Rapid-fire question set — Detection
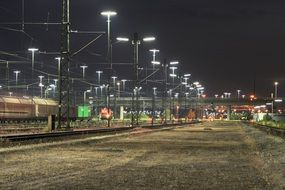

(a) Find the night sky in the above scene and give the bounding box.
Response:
[1,0,285,97]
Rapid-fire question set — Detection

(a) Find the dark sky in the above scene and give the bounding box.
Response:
[1,0,285,97]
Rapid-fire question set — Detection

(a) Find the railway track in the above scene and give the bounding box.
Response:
[245,122,285,139]
[0,127,134,142]
[0,121,201,142]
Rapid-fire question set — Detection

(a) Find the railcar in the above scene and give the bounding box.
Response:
[0,96,58,122]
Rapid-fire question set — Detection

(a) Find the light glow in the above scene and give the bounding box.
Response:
[143,37,156,42]
[116,37,129,42]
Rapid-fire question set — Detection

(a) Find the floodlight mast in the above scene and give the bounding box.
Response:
[101,10,117,128]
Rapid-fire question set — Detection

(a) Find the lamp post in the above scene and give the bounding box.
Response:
[237,90,241,99]
[101,10,117,68]
[96,71,103,86]
[38,75,44,83]
[38,75,44,97]
[80,65,88,79]
[274,82,278,99]
[149,49,160,62]
[13,70,21,86]
[39,83,44,98]
[100,85,105,97]
[28,48,38,96]
[28,48,38,71]
[84,89,91,105]
[121,79,127,92]
[55,57,61,80]
[133,34,155,125]
[111,76,117,88]
[117,82,121,98]
[101,10,117,127]
[152,87,157,126]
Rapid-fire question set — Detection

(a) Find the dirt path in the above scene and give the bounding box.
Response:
[0,121,284,189]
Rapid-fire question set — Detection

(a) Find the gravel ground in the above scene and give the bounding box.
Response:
[0,121,285,189]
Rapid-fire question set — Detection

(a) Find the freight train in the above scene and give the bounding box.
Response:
[0,96,58,122]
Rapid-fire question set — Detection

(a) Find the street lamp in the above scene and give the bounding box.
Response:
[149,49,160,62]
[50,84,56,98]
[170,61,179,65]
[111,76,117,88]
[96,71,103,85]
[237,90,241,99]
[169,66,177,74]
[101,10,117,127]
[80,65,88,79]
[117,82,121,98]
[100,85,105,96]
[274,82,278,99]
[121,79,127,92]
[28,48,39,71]
[84,89,91,105]
[39,83,44,98]
[38,75,44,83]
[13,70,21,86]
[55,57,61,82]
[100,10,117,64]
[28,48,38,96]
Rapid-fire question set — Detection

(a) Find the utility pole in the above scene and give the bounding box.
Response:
[58,0,71,129]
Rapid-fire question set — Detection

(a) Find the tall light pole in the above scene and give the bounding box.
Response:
[28,48,38,73]
[13,70,21,86]
[149,49,160,62]
[55,57,61,79]
[111,76,117,88]
[121,79,127,92]
[237,90,241,99]
[80,65,88,79]
[152,87,157,126]
[39,83,44,98]
[84,89,91,105]
[101,10,117,127]
[169,62,178,89]
[132,33,155,125]
[117,82,121,98]
[96,71,103,85]
[38,75,44,83]
[28,48,38,97]
[274,82,278,99]
[94,87,98,96]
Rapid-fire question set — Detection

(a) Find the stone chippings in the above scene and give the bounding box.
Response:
[0,121,284,189]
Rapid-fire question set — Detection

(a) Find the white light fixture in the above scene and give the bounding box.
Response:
[143,37,156,42]
[170,61,179,65]
[151,61,160,65]
[101,11,117,17]
[116,37,129,42]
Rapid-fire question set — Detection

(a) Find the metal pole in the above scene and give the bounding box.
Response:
[6,61,9,90]
[58,0,71,129]
[162,59,168,124]
[106,15,112,127]
[31,51,35,96]
[134,33,140,125]
[275,84,278,99]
